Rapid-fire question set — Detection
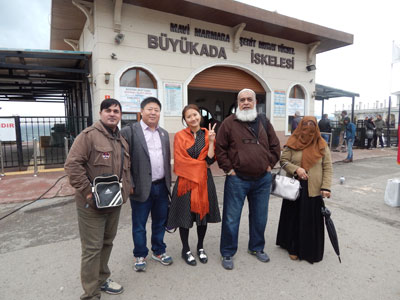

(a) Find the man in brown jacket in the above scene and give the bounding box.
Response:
[216,88,280,270]
[65,98,131,300]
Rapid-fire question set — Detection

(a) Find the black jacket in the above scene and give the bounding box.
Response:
[318,118,332,133]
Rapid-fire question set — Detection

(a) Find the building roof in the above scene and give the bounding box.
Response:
[315,84,359,100]
[51,0,353,52]
[0,49,91,102]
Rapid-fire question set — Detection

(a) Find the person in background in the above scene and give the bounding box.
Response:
[364,116,375,150]
[121,97,173,272]
[333,110,347,152]
[276,116,332,264]
[318,114,332,144]
[167,104,221,266]
[291,111,302,133]
[65,98,131,299]
[343,117,356,163]
[373,114,385,148]
[216,88,281,270]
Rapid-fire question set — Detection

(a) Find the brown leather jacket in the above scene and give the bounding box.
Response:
[64,121,131,212]
[216,114,281,178]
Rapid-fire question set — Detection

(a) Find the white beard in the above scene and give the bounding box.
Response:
[235,106,258,122]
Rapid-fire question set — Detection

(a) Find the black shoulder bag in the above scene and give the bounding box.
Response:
[92,145,124,209]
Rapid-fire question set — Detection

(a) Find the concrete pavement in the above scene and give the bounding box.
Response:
[0,147,397,204]
[1,154,400,299]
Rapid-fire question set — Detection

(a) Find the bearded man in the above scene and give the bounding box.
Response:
[215,88,281,270]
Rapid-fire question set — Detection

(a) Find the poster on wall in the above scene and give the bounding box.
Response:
[287,98,305,116]
[164,83,182,116]
[273,90,286,117]
[119,87,157,112]
[0,118,16,141]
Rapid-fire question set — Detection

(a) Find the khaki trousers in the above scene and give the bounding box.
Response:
[76,203,121,300]
[338,130,347,149]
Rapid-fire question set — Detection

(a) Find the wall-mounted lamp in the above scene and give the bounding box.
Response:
[104,72,111,84]
[311,91,317,99]
[114,33,125,44]
[306,64,316,72]
[87,74,93,84]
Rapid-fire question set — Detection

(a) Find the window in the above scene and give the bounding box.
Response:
[119,68,157,127]
[289,85,305,99]
[120,68,156,88]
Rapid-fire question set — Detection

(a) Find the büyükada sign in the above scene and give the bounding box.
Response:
[148,33,228,59]
[147,23,295,69]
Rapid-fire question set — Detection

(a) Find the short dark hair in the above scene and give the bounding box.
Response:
[140,97,162,110]
[100,98,122,112]
[344,117,350,122]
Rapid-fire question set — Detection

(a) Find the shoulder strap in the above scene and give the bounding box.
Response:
[258,113,269,133]
[119,143,124,181]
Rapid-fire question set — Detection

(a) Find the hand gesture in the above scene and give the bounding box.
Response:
[208,123,216,143]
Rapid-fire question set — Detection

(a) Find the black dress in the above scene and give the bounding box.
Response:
[276,180,324,263]
[167,130,221,229]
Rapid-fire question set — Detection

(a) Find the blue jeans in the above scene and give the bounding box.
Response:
[321,133,330,143]
[346,138,354,160]
[220,172,272,257]
[130,181,169,257]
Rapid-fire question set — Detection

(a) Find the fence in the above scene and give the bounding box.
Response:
[0,116,89,171]
[328,120,398,149]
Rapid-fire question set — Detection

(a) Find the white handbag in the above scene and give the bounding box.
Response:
[271,162,301,201]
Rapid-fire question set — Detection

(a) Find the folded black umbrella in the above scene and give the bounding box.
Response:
[321,202,341,263]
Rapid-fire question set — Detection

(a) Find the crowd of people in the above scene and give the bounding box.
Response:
[315,110,388,163]
[65,89,335,299]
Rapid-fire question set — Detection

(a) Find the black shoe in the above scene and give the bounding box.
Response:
[182,251,197,266]
[197,249,208,264]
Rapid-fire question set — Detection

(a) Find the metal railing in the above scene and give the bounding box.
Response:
[327,120,398,149]
[0,116,90,171]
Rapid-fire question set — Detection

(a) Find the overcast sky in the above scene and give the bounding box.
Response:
[0,0,399,117]
[238,0,400,115]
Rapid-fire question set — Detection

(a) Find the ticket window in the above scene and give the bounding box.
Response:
[287,85,305,133]
[120,67,157,127]
[121,113,140,127]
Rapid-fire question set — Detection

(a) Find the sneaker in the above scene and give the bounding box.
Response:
[134,257,146,272]
[221,256,233,270]
[248,250,270,262]
[100,279,124,295]
[151,253,173,265]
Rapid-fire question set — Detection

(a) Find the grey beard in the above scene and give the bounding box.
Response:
[235,106,258,122]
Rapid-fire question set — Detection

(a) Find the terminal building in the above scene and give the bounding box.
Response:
[0,0,355,170]
[51,0,353,139]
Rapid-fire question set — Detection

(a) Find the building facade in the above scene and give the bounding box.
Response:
[51,0,353,137]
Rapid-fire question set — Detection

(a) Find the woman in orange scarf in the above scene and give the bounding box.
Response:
[167,104,221,266]
[276,116,333,263]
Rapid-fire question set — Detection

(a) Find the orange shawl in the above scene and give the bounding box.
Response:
[285,116,327,171]
[174,127,211,219]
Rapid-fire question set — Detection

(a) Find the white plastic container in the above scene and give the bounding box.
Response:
[384,178,400,207]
